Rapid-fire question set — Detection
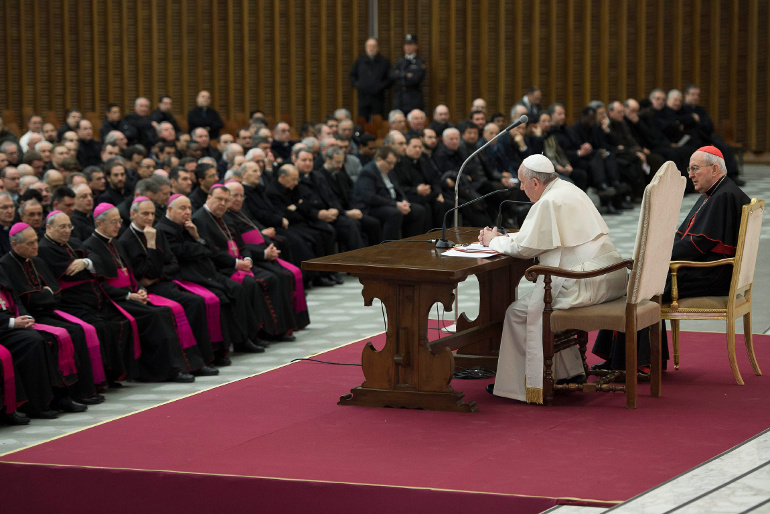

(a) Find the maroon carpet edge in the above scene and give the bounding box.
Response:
[0,462,582,513]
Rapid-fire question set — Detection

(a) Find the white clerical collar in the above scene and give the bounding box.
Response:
[405,53,417,59]
[130,222,144,232]
[94,229,112,242]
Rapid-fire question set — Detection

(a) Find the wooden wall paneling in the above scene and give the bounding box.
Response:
[548,0,557,106]
[93,0,102,113]
[302,0,311,122]
[654,0,663,87]
[320,0,328,119]
[211,0,219,113]
[747,0,758,148]
[181,0,189,113]
[530,0,540,96]
[63,0,72,110]
[256,0,266,115]
[273,0,282,121]
[150,0,158,107]
[120,0,129,110]
[241,0,249,117]
[599,0,609,102]
[729,0,739,142]
[465,1,473,111]
[691,0,701,86]
[351,0,359,116]
[33,0,42,112]
[565,0,574,121]
[448,0,457,117]
[582,0,591,107]
[335,0,343,111]
[617,0,627,101]
[497,0,506,117]
[226,0,234,118]
[635,0,645,100]
[18,0,28,116]
[136,0,144,99]
[431,0,441,116]
[4,2,11,108]
[672,0,682,89]
[708,0,719,126]
[480,0,489,105]
[513,0,523,113]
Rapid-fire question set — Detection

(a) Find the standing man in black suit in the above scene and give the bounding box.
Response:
[350,38,392,122]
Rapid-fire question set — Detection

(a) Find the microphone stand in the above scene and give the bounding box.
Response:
[452,115,528,230]
[495,199,534,234]
[434,188,513,248]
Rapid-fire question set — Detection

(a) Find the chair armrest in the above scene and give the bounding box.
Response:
[525,259,633,283]
[668,258,735,309]
[669,258,734,271]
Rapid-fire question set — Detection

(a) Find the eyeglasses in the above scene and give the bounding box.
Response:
[686,163,714,174]
[54,224,74,230]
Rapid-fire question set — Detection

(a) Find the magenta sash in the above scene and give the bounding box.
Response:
[241,229,266,245]
[230,270,254,283]
[242,229,306,313]
[34,323,78,377]
[0,345,16,412]
[173,280,223,343]
[105,268,132,289]
[54,310,106,384]
[147,294,196,349]
[58,279,92,290]
[277,258,307,313]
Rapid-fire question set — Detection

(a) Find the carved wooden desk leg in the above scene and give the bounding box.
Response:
[338,277,478,413]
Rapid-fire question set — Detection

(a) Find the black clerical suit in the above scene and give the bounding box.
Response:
[192,206,289,337]
[266,180,333,258]
[0,281,55,415]
[70,210,94,242]
[155,215,260,350]
[84,231,190,381]
[352,161,428,241]
[187,107,224,140]
[119,224,213,367]
[298,170,363,252]
[0,251,96,401]
[38,235,134,382]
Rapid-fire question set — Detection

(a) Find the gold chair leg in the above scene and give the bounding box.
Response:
[671,320,680,370]
[727,319,744,385]
[744,312,762,376]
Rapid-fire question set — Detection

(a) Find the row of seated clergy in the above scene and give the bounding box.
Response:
[478,145,748,404]
[0,192,310,419]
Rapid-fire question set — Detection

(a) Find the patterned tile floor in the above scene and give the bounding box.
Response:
[2,165,769,513]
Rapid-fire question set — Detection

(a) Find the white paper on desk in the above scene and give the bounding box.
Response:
[442,243,502,258]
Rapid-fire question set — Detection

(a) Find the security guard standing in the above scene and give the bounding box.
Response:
[391,34,427,114]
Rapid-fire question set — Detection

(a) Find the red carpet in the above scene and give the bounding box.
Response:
[1,328,769,513]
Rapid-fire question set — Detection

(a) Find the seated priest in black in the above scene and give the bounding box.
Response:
[38,210,135,388]
[225,180,310,331]
[84,203,196,383]
[267,164,338,287]
[593,146,750,372]
[240,160,317,269]
[294,146,364,252]
[0,279,58,423]
[118,197,219,376]
[189,162,220,212]
[352,146,428,242]
[317,147,382,246]
[157,194,267,361]
[1,223,99,412]
[392,135,449,229]
[193,184,296,343]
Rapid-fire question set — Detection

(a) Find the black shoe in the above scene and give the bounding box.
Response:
[556,374,587,385]
[597,186,617,199]
[277,333,296,342]
[330,273,344,285]
[213,356,232,367]
[1,412,30,425]
[235,340,266,353]
[107,380,124,389]
[590,361,613,371]
[193,365,220,377]
[25,409,59,419]
[53,397,88,413]
[79,394,105,405]
[312,276,336,287]
[485,383,495,395]
[171,372,195,383]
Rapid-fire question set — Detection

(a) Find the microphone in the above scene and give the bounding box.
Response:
[435,187,516,248]
[452,114,528,229]
[495,199,534,234]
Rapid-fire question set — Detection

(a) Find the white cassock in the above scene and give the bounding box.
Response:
[489,178,627,404]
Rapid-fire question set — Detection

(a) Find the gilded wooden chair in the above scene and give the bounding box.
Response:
[662,198,764,384]
[525,162,686,408]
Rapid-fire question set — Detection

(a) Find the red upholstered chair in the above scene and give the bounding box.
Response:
[662,198,764,384]
[524,162,686,408]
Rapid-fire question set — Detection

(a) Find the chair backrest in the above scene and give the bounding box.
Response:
[627,162,687,304]
[732,198,764,295]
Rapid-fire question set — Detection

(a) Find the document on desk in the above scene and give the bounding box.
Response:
[441,243,502,258]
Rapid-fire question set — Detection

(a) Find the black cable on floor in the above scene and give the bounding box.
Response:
[452,367,496,379]
[291,358,362,366]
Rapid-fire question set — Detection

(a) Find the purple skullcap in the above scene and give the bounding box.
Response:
[224,179,239,185]
[168,194,184,206]
[210,183,225,190]
[9,222,31,237]
[46,210,63,221]
[132,196,152,206]
[93,203,116,218]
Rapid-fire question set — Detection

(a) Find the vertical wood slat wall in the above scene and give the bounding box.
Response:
[2,0,767,151]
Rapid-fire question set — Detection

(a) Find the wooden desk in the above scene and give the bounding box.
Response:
[302,229,532,412]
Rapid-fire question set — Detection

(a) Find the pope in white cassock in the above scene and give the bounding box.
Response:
[479,154,627,404]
